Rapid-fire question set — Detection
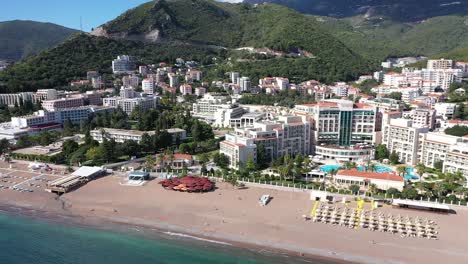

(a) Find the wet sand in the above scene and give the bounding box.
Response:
[1,165,468,264]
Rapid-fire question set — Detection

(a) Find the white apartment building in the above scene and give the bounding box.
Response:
[179,84,192,95]
[142,78,156,95]
[112,55,135,74]
[434,103,457,120]
[359,98,403,112]
[420,133,461,168]
[220,133,257,169]
[168,73,179,88]
[427,59,454,70]
[0,92,36,107]
[192,94,245,127]
[91,128,187,143]
[11,106,115,129]
[404,109,436,130]
[122,75,140,88]
[220,115,311,168]
[443,143,468,183]
[35,89,58,101]
[230,72,240,85]
[194,87,206,97]
[330,82,349,97]
[103,96,158,114]
[239,77,251,92]
[185,69,202,82]
[42,97,84,111]
[401,88,420,103]
[382,118,428,165]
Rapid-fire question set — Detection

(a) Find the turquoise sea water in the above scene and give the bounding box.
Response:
[0,211,331,264]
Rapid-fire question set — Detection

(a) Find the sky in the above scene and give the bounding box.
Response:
[0,0,243,32]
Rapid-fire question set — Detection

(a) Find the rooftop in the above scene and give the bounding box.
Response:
[336,169,404,182]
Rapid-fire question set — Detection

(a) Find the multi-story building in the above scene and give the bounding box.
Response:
[103,87,159,114]
[220,115,311,168]
[239,77,251,92]
[427,59,454,70]
[359,98,403,112]
[185,69,202,82]
[11,106,115,129]
[0,92,36,107]
[42,97,84,111]
[443,143,468,183]
[420,133,461,168]
[35,89,58,101]
[330,82,349,97]
[91,128,186,144]
[84,91,103,106]
[405,109,436,130]
[179,84,192,95]
[220,134,257,169]
[122,75,140,88]
[382,118,428,165]
[112,55,135,74]
[142,78,156,95]
[168,73,179,88]
[230,72,240,85]
[194,87,206,97]
[434,103,457,120]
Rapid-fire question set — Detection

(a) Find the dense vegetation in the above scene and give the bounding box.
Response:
[445,125,468,137]
[0,20,78,61]
[244,0,468,22]
[238,90,316,107]
[0,34,222,92]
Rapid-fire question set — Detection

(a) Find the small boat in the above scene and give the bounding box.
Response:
[259,194,271,206]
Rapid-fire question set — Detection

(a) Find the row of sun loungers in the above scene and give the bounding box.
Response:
[312,205,438,239]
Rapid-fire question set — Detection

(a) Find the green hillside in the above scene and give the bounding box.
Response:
[0,34,222,93]
[0,20,78,61]
[0,0,372,92]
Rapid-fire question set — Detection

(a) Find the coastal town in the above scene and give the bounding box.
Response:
[0,53,467,263]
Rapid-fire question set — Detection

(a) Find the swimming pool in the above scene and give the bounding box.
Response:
[320,164,392,173]
[319,164,420,180]
[404,167,420,180]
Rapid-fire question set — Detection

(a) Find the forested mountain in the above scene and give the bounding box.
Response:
[0,0,372,92]
[1,0,468,93]
[0,20,78,61]
[244,0,468,22]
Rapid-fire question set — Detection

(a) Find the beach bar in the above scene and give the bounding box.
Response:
[46,166,104,194]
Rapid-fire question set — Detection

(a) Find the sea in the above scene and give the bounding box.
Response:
[0,210,337,264]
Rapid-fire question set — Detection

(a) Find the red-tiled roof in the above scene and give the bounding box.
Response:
[336,169,403,182]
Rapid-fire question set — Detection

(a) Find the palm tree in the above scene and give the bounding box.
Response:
[344,161,352,170]
[368,183,378,195]
[369,163,377,173]
[396,166,406,177]
[144,155,155,172]
[416,163,426,175]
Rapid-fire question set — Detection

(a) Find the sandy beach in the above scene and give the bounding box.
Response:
[1,162,468,264]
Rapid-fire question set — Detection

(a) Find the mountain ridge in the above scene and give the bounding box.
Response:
[0,20,78,61]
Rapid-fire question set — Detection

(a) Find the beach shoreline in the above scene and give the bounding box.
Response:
[1,167,468,264]
[0,201,348,264]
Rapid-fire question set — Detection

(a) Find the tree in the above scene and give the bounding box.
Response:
[213,152,229,169]
[62,139,79,158]
[179,143,191,154]
[386,187,400,198]
[389,151,399,164]
[445,125,468,137]
[144,155,156,172]
[256,143,270,169]
[0,139,11,155]
[63,118,75,136]
[198,153,209,165]
[396,166,406,176]
[401,186,418,199]
[416,163,426,175]
[349,184,360,195]
[85,147,101,161]
[434,160,444,171]
[375,144,389,161]
[369,163,376,172]
[383,92,402,101]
